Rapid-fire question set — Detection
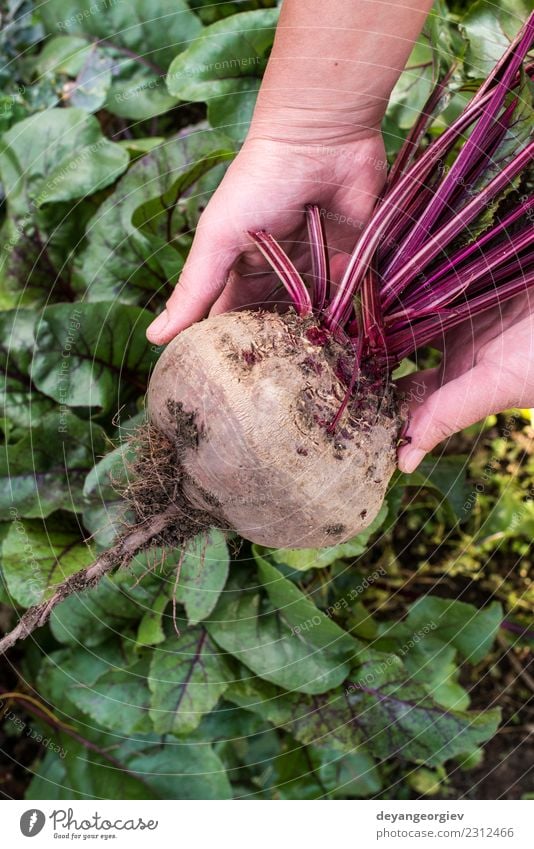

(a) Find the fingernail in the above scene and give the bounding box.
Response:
[147,310,168,339]
[399,446,425,474]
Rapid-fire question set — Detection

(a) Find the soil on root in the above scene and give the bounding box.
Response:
[122,418,224,549]
[221,309,399,458]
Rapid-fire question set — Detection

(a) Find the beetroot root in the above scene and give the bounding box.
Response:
[147,310,399,549]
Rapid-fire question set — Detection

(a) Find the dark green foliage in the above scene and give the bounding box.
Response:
[0,0,529,801]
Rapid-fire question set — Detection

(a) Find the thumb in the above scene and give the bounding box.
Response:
[146,212,244,345]
[397,362,516,473]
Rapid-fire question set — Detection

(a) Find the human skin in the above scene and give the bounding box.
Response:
[146,0,534,471]
[397,294,534,471]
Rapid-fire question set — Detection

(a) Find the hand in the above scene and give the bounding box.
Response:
[146,130,387,344]
[397,293,534,473]
[145,0,433,345]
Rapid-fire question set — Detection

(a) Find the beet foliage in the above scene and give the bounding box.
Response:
[0,0,532,800]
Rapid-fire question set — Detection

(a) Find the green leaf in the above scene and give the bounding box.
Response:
[33,0,189,121]
[27,734,231,800]
[0,108,128,215]
[0,411,108,518]
[40,642,129,705]
[68,656,153,734]
[0,308,37,376]
[167,8,279,140]
[117,137,166,159]
[127,737,232,800]
[69,47,113,113]
[257,560,360,653]
[129,148,233,280]
[1,516,93,607]
[460,0,530,77]
[194,698,268,742]
[399,455,470,521]
[136,591,169,647]
[406,766,444,796]
[373,597,502,710]
[40,0,202,72]
[190,0,276,25]
[207,569,359,694]
[385,38,435,134]
[375,622,471,710]
[229,658,501,767]
[49,556,165,646]
[420,647,470,712]
[173,530,230,625]
[309,746,382,798]
[227,674,364,752]
[36,142,129,208]
[75,127,234,303]
[32,302,158,412]
[425,0,466,76]
[394,596,503,665]
[0,200,97,308]
[123,739,232,799]
[344,655,501,766]
[480,488,534,541]
[257,502,389,572]
[132,148,233,236]
[105,69,179,121]
[0,377,55,431]
[82,439,137,548]
[149,627,233,734]
[34,35,92,76]
[265,747,324,799]
[33,648,231,799]
[0,305,53,429]
[26,748,147,801]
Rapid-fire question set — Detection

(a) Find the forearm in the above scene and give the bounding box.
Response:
[251,0,434,142]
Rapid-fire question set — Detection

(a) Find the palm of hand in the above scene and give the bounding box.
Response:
[147,133,386,342]
[397,293,534,471]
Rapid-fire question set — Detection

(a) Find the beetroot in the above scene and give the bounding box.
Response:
[147,311,398,548]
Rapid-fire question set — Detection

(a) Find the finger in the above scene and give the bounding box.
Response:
[146,217,244,344]
[397,363,516,473]
[395,367,441,418]
[209,269,270,316]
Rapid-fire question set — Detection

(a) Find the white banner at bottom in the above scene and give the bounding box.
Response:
[1,799,533,848]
